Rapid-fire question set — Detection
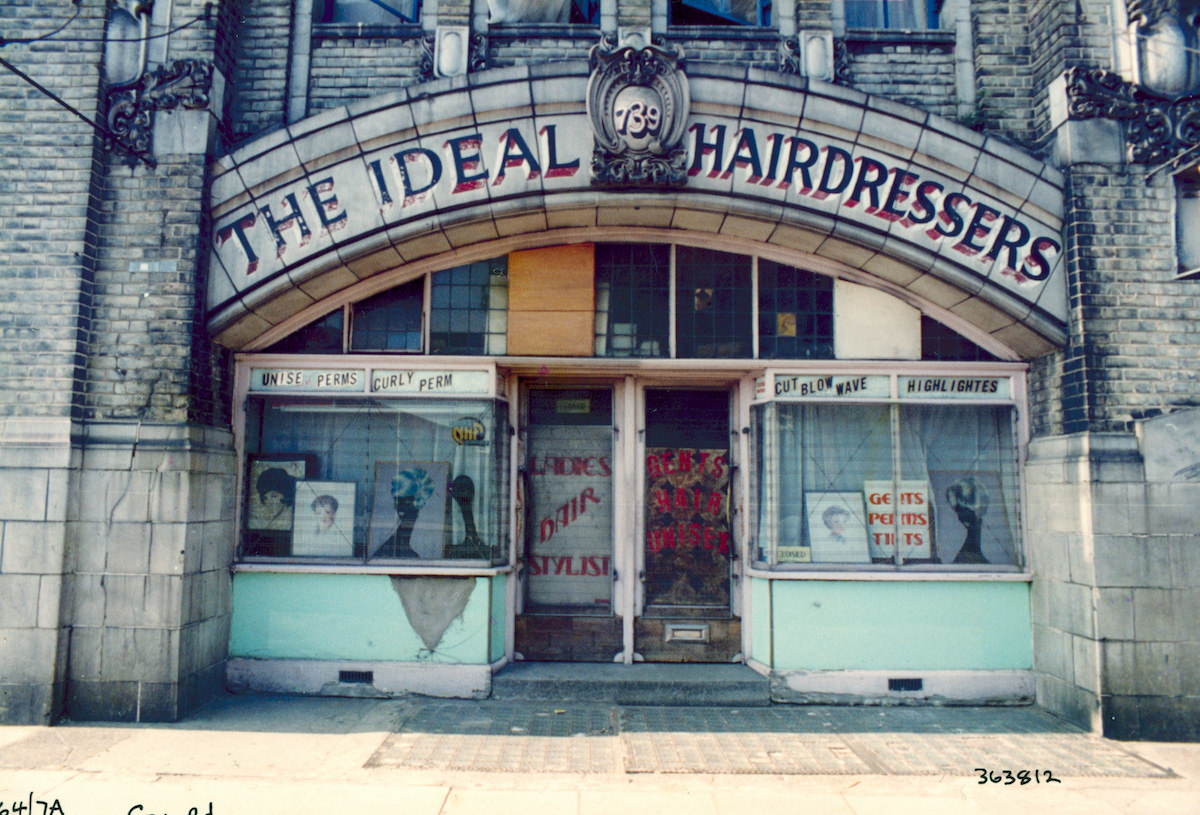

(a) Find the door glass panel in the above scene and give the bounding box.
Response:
[525,388,614,614]
[643,389,731,612]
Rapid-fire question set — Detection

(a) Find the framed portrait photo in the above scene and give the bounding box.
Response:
[368,461,450,559]
[291,481,356,557]
[243,453,316,557]
[804,491,871,563]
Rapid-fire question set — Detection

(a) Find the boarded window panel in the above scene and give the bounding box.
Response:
[507,244,595,356]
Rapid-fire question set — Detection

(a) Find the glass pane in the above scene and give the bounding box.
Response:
[675,246,752,358]
[844,0,935,29]
[644,389,731,610]
[351,279,424,352]
[264,309,343,354]
[315,0,421,24]
[757,260,833,360]
[525,389,614,614]
[431,256,507,356]
[241,397,508,564]
[754,403,893,566]
[899,405,1019,566]
[921,316,1000,361]
[672,0,770,26]
[594,243,669,358]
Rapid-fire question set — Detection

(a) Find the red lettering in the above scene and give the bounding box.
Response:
[647,455,662,478]
[707,492,723,516]
[540,517,556,543]
[662,451,676,474]
[678,449,693,472]
[868,493,892,505]
[868,512,893,525]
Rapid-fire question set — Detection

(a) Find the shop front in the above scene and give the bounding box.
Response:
[212,47,1064,701]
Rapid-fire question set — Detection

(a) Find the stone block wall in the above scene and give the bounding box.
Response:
[62,424,236,722]
[0,419,74,723]
[1027,416,1200,740]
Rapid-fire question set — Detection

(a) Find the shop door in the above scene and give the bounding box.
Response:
[515,387,621,661]
[637,388,739,662]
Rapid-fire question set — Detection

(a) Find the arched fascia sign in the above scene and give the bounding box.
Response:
[207,59,1066,355]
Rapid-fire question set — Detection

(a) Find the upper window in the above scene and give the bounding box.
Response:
[843,0,942,29]
[430,257,508,356]
[266,244,991,363]
[594,243,670,357]
[350,278,423,352]
[671,0,772,26]
[314,0,421,25]
[489,0,598,24]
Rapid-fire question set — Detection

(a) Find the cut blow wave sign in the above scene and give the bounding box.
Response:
[207,74,1065,340]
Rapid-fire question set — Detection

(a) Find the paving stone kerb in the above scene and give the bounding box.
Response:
[206,63,1066,355]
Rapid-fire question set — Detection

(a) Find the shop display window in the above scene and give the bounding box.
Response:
[241,396,509,565]
[753,387,1020,570]
[594,243,670,357]
[430,257,508,356]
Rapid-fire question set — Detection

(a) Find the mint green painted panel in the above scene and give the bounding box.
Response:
[230,573,490,663]
[770,580,1031,670]
[751,577,772,665]
[489,573,507,664]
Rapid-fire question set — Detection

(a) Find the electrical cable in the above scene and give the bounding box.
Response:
[0,3,210,48]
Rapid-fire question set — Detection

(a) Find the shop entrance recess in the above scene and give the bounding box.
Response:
[514,381,739,664]
[636,388,738,662]
[516,386,621,661]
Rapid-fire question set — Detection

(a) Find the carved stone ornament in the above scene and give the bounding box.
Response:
[419,32,437,80]
[587,36,691,187]
[833,38,852,86]
[778,36,801,76]
[1065,66,1200,167]
[105,58,213,167]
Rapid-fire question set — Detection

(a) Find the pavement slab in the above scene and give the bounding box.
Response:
[0,693,1196,815]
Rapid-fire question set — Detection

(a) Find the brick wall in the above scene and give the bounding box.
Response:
[308,34,427,112]
[0,0,106,724]
[665,29,777,68]
[971,0,1036,147]
[846,33,957,119]
[228,0,292,142]
[488,28,598,67]
[0,0,105,420]
[1059,168,1188,434]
